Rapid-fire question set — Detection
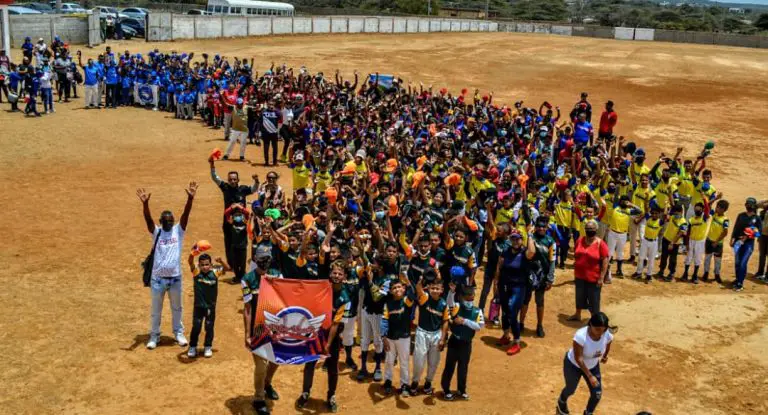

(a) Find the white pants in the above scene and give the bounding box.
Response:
[84,85,99,107]
[385,337,410,385]
[225,130,248,159]
[636,237,658,276]
[197,93,207,109]
[606,230,628,261]
[149,276,184,338]
[598,221,609,240]
[341,314,357,347]
[628,218,646,257]
[223,112,233,140]
[360,308,383,353]
[412,328,442,384]
[97,81,104,105]
[685,239,706,266]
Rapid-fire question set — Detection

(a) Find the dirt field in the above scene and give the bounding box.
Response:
[2,32,768,415]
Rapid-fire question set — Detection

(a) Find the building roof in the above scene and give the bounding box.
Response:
[206,0,294,10]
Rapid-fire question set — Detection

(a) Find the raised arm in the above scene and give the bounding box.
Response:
[136,188,154,234]
[180,181,198,231]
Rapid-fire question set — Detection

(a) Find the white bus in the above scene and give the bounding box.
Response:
[205,0,294,16]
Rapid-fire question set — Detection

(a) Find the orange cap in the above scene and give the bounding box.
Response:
[388,195,399,216]
[191,239,212,256]
[302,214,315,230]
[444,173,462,186]
[325,187,338,205]
[416,155,427,170]
[383,158,398,173]
[210,148,222,161]
[412,171,426,189]
[341,161,356,175]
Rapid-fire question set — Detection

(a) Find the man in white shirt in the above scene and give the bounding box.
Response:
[137,182,198,350]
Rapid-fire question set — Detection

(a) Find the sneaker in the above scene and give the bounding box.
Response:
[496,336,511,346]
[383,380,393,395]
[223,155,229,160]
[756,274,767,282]
[410,381,419,396]
[296,392,309,408]
[146,336,158,350]
[239,156,245,161]
[265,384,279,400]
[734,285,744,292]
[692,277,699,285]
[632,272,641,280]
[628,255,636,263]
[356,369,369,382]
[645,275,652,284]
[459,392,470,400]
[680,273,689,282]
[664,275,674,282]
[176,333,188,347]
[536,325,545,338]
[327,395,338,413]
[702,272,710,282]
[506,343,521,355]
[187,347,197,357]
[279,154,287,163]
[400,384,410,397]
[251,400,270,415]
[345,359,358,371]
[443,391,455,401]
[373,368,383,382]
[204,347,213,358]
[715,275,723,284]
[423,381,434,395]
[557,398,571,415]
[615,270,624,278]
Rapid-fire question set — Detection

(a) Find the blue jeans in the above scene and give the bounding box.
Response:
[150,276,184,338]
[41,88,53,111]
[559,353,602,414]
[734,239,754,287]
[500,283,526,340]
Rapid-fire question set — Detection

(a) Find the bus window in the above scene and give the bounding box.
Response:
[214,5,221,13]
[207,5,213,12]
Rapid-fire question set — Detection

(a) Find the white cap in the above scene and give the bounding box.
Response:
[355,149,366,159]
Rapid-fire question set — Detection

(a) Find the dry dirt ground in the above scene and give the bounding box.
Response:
[2,33,768,415]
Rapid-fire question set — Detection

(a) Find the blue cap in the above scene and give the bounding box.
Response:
[450,266,466,279]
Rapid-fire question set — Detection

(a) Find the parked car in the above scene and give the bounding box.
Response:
[8,5,43,14]
[187,9,210,15]
[92,6,129,19]
[120,17,145,37]
[120,7,148,20]
[58,2,87,13]
[121,24,138,40]
[20,2,55,13]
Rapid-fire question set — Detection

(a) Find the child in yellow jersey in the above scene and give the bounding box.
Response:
[312,160,333,194]
[703,200,729,284]
[634,206,664,283]
[682,201,710,283]
[553,191,574,268]
[602,194,641,278]
[658,204,688,281]
[628,175,656,262]
[290,152,312,192]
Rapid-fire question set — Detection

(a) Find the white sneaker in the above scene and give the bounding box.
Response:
[204,347,213,358]
[176,333,188,347]
[187,347,197,358]
[146,336,158,350]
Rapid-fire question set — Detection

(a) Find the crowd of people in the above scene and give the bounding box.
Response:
[8,37,767,415]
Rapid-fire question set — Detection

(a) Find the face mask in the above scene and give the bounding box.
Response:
[607,187,616,194]
[695,210,703,216]
[375,211,386,220]
[585,229,597,238]
[461,300,474,309]
[234,215,244,223]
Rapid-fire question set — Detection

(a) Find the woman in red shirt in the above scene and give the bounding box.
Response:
[568,220,609,321]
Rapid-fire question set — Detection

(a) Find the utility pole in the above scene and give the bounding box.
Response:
[428,0,431,16]
[485,0,490,19]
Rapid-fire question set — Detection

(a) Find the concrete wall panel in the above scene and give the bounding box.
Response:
[272,17,292,34]
[593,26,614,39]
[634,28,654,41]
[331,16,348,33]
[479,22,490,31]
[393,17,406,33]
[715,33,760,48]
[489,22,498,32]
[532,23,550,33]
[429,19,440,32]
[10,15,52,46]
[312,16,330,33]
[364,17,379,33]
[418,19,429,33]
[470,21,479,31]
[516,23,533,33]
[379,17,393,33]
[406,18,418,33]
[348,16,364,33]
[249,17,272,36]
[172,15,195,40]
[441,19,451,31]
[195,16,223,39]
[450,20,461,32]
[551,25,572,36]
[692,31,714,44]
[614,27,634,40]
[293,17,312,34]
[53,16,89,45]
[223,16,248,37]
[460,21,470,31]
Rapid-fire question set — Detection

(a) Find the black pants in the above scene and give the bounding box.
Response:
[230,246,247,281]
[757,235,768,275]
[440,336,472,394]
[222,220,232,268]
[302,332,340,399]
[56,74,70,101]
[557,226,571,267]
[189,306,216,347]
[262,133,278,165]
[574,278,601,315]
[658,238,678,275]
[477,262,496,312]
[106,83,119,108]
[280,126,293,157]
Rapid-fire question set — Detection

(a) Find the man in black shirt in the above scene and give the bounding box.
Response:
[210,156,258,267]
[731,197,764,291]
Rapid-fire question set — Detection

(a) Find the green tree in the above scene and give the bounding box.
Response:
[755,13,768,31]
[511,0,568,21]
[722,16,746,32]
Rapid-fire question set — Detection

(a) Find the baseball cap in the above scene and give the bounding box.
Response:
[509,230,523,239]
[355,149,366,159]
[383,159,398,173]
[254,245,272,261]
[746,197,757,205]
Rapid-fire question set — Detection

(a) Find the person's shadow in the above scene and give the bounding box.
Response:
[553,280,575,288]
[479,335,528,353]
[294,396,329,415]
[366,382,411,409]
[224,395,261,415]
[558,313,586,328]
[120,334,175,351]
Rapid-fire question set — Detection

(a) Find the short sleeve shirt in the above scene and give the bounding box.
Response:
[151,224,185,278]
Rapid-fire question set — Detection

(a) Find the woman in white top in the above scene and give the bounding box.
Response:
[557,312,614,415]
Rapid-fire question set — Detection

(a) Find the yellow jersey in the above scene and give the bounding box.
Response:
[644,218,664,240]
[688,214,709,241]
[292,163,311,190]
[607,204,636,234]
[314,170,333,193]
[664,216,688,242]
[653,178,678,210]
[554,201,574,228]
[631,186,656,214]
[677,171,694,198]
[495,207,515,225]
[691,182,715,208]
[707,214,729,242]
[631,163,650,185]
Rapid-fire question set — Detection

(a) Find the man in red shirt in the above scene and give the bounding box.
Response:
[598,101,617,140]
[221,83,237,141]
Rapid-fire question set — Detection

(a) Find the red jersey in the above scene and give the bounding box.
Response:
[221,90,237,113]
[599,110,617,135]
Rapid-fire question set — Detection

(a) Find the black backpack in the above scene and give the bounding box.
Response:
[141,232,161,287]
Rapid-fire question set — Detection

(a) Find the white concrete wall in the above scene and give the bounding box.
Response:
[418,19,429,33]
[479,22,489,32]
[195,16,222,39]
[172,15,195,39]
[450,20,461,32]
[441,19,451,32]
[379,17,393,33]
[551,25,572,36]
[248,17,271,36]
[470,21,479,32]
[364,17,379,33]
[634,28,654,41]
[348,16,364,33]
[393,17,407,33]
[516,22,533,33]
[312,16,330,33]
[614,27,634,40]
[293,17,312,34]
[406,18,418,33]
[272,17,292,34]
[331,16,347,33]
[461,21,470,31]
[533,23,550,33]
[430,19,441,32]
[223,16,248,37]
[489,22,498,32]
